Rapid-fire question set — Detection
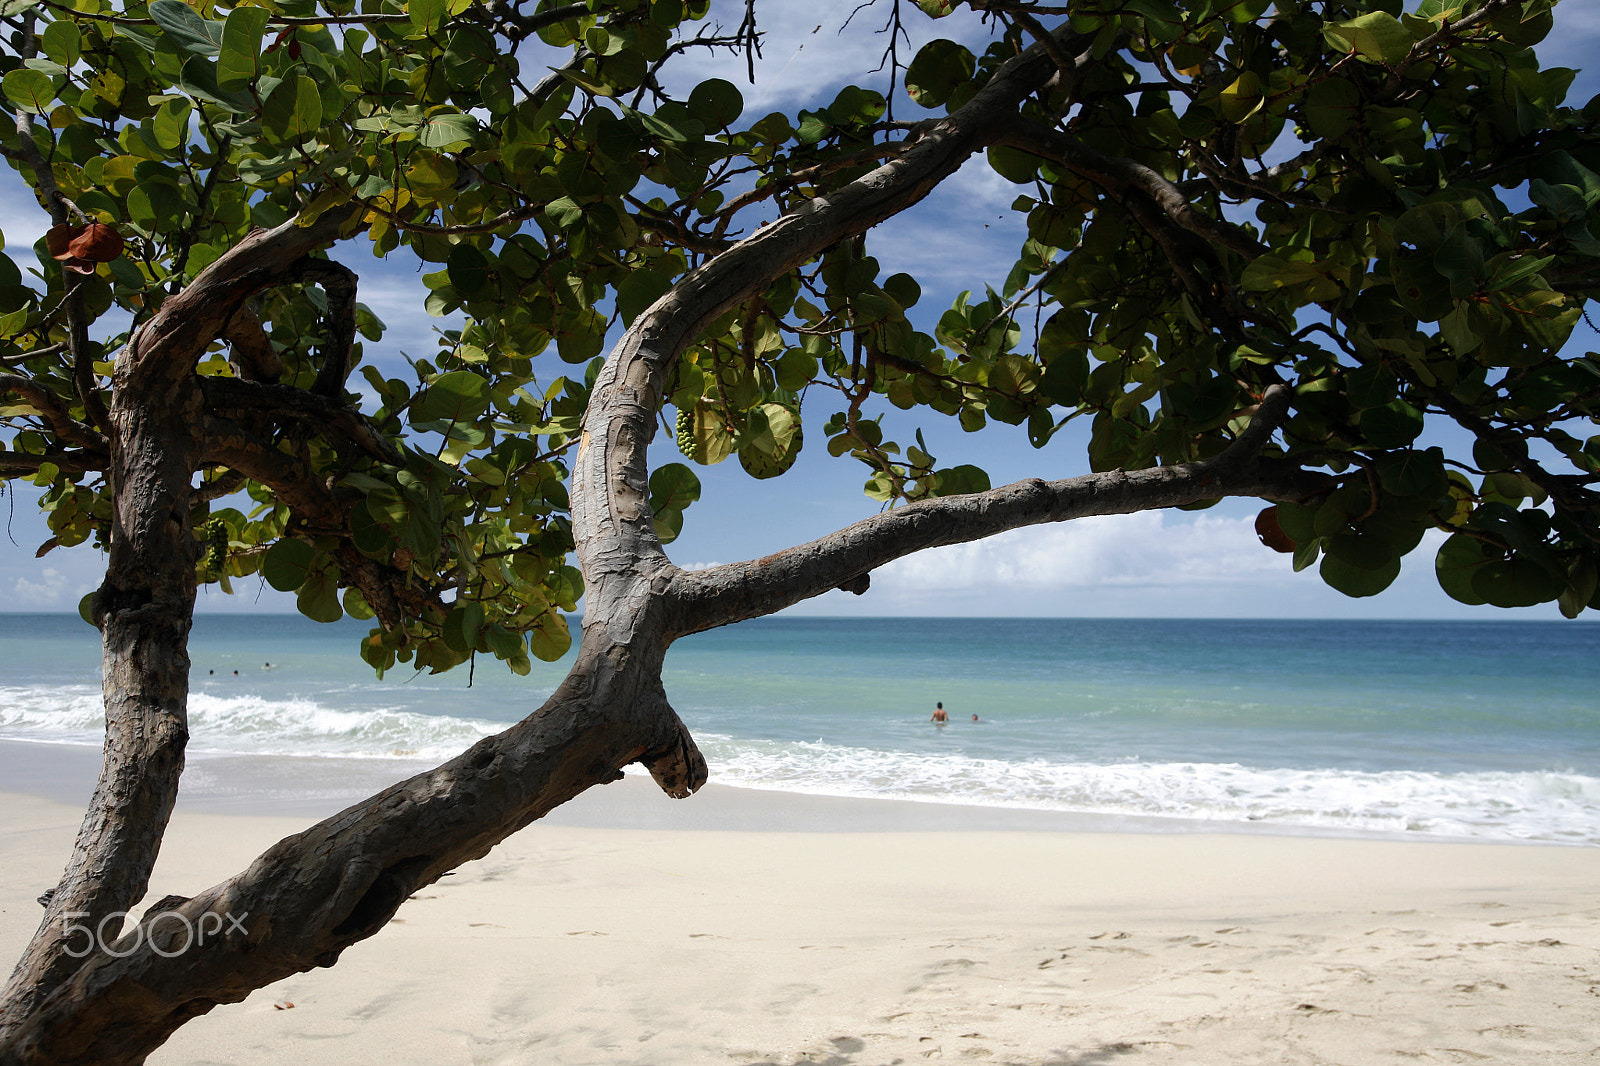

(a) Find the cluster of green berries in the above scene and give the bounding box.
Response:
[675,408,700,461]
[197,517,229,580]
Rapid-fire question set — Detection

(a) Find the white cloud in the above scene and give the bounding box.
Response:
[867,155,1032,299]
[0,180,48,265]
[12,566,89,608]
[870,511,1282,593]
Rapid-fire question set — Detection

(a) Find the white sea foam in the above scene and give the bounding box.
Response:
[692,736,1600,845]
[5,685,1596,843]
[0,686,500,761]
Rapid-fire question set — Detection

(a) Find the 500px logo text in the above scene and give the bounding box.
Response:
[60,909,249,958]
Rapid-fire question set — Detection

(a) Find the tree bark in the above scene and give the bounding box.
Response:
[0,211,359,1051]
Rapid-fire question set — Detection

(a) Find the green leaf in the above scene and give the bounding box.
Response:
[410,0,447,36]
[343,587,376,621]
[1320,552,1401,597]
[1472,555,1563,608]
[986,145,1039,184]
[2,68,54,114]
[1558,557,1597,619]
[1324,11,1415,65]
[649,462,702,514]
[443,601,485,654]
[447,244,490,296]
[905,39,974,110]
[1433,223,1486,298]
[1219,71,1263,122]
[934,464,990,496]
[297,568,344,623]
[217,6,270,93]
[261,76,323,144]
[149,0,223,56]
[1434,533,1489,605]
[151,98,192,152]
[414,370,491,425]
[1303,77,1360,139]
[691,402,735,465]
[1375,448,1447,499]
[527,609,572,662]
[417,112,477,150]
[545,196,584,229]
[263,538,317,592]
[687,78,742,128]
[40,20,80,66]
[616,267,674,325]
[179,55,255,113]
[738,404,803,479]
[1357,399,1423,449]
[1533,151,1600,207]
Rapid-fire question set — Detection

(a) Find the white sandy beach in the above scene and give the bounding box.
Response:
[3,775,1599,1066]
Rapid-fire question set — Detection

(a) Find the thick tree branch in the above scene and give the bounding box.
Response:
[0,374,108,454]
[220,305,282,383]
[572,24,1074,657]
[2,208,364,1035]
[200,376,402,466]
[665,387,1330,636]
[0,450,106,475]
[997,119,1267,259]
[1,631,697,1065]
[124,208,360,390]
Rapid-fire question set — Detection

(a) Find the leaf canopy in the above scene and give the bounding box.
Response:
[3,0,1599,682]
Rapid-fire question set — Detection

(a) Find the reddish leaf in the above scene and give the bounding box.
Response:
[45,222,82,260]
[67,222,124,263]
[1255,506,1297,553]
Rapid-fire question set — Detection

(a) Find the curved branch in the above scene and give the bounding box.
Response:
[197,427,444,629]
[1,630,697,1065]
[302,260,359,398]
[665,387,1330,636]
[220,305,282,383]
[2,208,366,1034]
[996,119,1267,259]
[200,376,401,466]
[572,23,1075,648]
[123,207,360,391]
[0,373,108,453]
[0,449,106,475]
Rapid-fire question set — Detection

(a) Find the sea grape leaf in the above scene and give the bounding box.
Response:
[527,609,572,662]
[1324,11,1414,65]
[649,462,701,514]
[217,6,270,93]
[149,0,223,56]
[1320,553,1401,597]
[263,538,317,592]
[414,371,492,425]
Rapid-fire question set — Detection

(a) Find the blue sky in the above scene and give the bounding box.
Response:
[3,1,1599,619]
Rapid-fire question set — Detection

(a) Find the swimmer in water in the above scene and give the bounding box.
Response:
[930,702,948,724]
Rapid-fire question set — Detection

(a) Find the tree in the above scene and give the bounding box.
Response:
[0,0,1596,1060]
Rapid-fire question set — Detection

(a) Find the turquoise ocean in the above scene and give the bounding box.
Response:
[2,613,1597,844]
